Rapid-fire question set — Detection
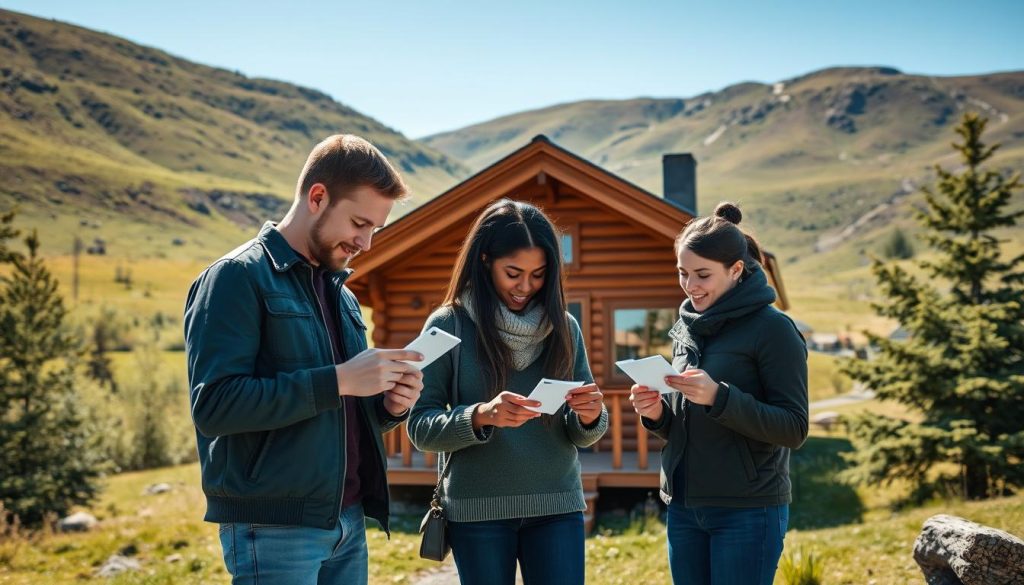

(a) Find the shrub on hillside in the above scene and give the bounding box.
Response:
[779,548,824,585]
[100,343,195,471]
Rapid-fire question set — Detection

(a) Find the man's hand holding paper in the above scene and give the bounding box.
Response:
[402,326,461,370]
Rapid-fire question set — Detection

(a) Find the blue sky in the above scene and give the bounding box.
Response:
[6,0,1023,137]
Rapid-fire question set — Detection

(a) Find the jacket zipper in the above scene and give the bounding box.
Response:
[307,267,347,525]
[665,344,697,504]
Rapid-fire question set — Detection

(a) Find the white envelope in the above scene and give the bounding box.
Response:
[615,355,679,394]
[525,378,584,415]
[402,327,461,370]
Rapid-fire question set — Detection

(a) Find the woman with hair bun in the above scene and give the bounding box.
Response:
[629,202,808,585]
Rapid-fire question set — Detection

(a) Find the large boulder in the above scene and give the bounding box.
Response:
[913,514,1024,584]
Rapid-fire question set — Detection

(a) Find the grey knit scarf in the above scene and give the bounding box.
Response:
[460,293,553,370]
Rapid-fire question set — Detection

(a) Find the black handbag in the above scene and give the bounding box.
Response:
[418,481,450,561]
[418,310,462,562]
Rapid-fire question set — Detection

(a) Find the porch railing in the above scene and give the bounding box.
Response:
[385,390,652,471]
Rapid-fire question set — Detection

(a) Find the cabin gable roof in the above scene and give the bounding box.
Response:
[349,135,691,280]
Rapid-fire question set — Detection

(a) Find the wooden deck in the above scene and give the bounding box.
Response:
[386,449,661,533]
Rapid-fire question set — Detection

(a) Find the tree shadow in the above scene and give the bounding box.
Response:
[789,435,865,530]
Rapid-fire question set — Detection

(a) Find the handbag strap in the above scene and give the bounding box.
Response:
[431,307,462,508]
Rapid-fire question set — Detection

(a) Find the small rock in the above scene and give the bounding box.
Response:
[165,553,183,563]
[57,511,97,532]
[144,482,172,495]
[96,554,141,577]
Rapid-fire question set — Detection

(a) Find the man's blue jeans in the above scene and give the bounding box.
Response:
[447,511,585,585]
[218,503,368,585]
[667,501,788,585]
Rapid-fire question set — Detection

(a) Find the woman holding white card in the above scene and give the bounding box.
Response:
[630,202,808,585]
[408,199,607,585]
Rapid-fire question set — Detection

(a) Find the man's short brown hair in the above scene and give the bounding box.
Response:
[296,134,409,203]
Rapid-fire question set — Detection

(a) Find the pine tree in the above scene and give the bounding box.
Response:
[880,227,915,260]
[841,113,1024,501]
[0,210,19,264]
[0,225,104,526]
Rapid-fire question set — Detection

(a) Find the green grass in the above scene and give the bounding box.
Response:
[785,494,1024,584]
[0,464,436,585]
[585,493,1024,585]
[52,322,869,582]
[586,422,1024,585]
[2,416,1022,584]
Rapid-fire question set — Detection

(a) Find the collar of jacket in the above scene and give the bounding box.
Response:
[257,221,354,284]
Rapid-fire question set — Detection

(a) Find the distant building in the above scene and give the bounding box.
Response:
[809,333,842,353]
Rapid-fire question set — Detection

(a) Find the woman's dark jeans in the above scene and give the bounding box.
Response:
[667,501,789,585]
[448,511,585,585]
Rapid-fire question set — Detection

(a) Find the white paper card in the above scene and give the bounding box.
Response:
[402,327,461,370]
[615,355,679,394]
[525,378,584,415]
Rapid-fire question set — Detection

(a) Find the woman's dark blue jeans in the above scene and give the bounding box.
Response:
[447,511,585,585]
[667,501,788,585]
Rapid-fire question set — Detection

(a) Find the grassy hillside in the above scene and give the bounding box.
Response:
[0,8,469,258]
[424,68,1024,333]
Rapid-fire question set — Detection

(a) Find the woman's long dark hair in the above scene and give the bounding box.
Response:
[443,199,574,397]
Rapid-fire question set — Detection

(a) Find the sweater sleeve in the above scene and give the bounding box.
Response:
[407,309,493,453]
[563,314,608,448]
[707,312,809,449]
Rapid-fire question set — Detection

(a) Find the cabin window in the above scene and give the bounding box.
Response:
[602,299,681,385]
[608,307,678,385]
[560,224,580,271]
[561,233,573,264]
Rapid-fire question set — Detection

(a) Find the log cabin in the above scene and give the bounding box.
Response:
[347,135,791,530]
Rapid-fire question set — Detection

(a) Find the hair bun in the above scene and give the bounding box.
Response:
[713,202,742,225]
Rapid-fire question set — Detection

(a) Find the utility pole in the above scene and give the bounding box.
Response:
[72,236,82,303]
